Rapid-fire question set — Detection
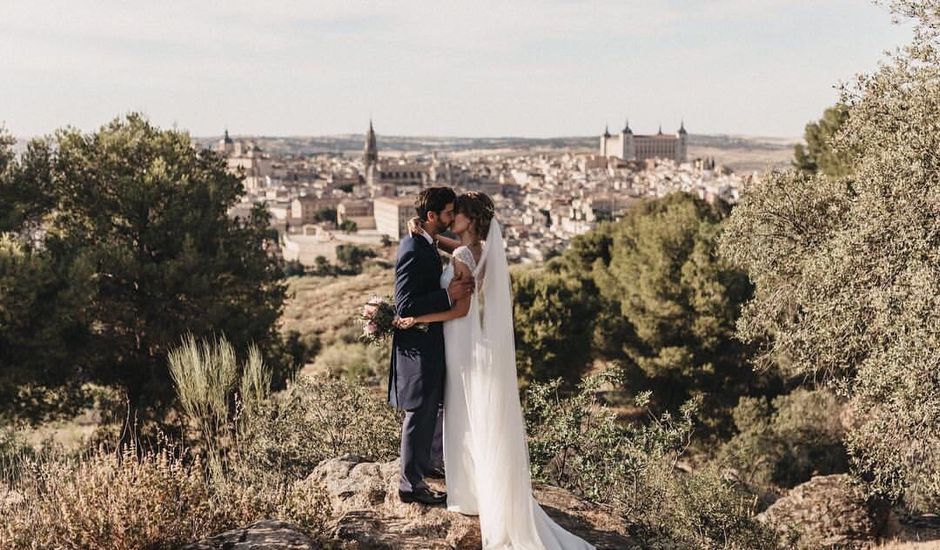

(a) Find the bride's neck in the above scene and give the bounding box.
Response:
[460,231,479,246]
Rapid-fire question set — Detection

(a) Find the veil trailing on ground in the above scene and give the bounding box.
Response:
[464,220,595,550]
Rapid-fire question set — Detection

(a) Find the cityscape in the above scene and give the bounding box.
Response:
[217,120,757,266]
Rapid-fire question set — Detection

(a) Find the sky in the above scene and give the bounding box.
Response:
[0,0,914,139]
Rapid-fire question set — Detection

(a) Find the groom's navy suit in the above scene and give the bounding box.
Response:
[390,233,450,492]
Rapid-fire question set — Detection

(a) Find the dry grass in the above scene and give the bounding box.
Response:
[0,447,331,550]
[280,265,394,348]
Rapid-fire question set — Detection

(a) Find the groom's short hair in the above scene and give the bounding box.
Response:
[415,187,457,221]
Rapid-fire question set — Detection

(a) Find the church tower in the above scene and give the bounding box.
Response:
[364,120,379,186]
[364,119,378,166]
[677,120,688,164]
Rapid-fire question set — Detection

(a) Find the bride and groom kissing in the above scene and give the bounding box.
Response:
[388,187,594,549]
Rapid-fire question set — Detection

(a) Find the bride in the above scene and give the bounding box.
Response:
[399,192,595,550]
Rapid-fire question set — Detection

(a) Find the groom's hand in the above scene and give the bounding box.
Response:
[447,271,475,302]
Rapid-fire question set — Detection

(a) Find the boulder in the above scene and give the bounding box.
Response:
[758,474,890,548]
[182,519,318,550]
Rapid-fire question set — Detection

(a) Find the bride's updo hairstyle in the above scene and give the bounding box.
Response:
[455,192,495,238]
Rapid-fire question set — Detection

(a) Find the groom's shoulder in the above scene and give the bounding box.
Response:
[397,234,419,251]
[395,235,421,259]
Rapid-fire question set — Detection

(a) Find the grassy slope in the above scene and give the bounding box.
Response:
[280,265,395,347]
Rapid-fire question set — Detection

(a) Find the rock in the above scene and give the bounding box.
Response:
[313,455,633,549]
[758,474,890,548]
[182,519,318,550]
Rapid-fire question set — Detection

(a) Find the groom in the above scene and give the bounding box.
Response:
[389,186,474,505]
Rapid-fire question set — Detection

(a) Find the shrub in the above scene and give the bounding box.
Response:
[313,340,388,381]
[525,372,782,548]
[0,426,38,485]
[240,376,400,479]
[283,259,306,277]
[718,389,848,492]
[718,2,940,510]
[335,244,376,274]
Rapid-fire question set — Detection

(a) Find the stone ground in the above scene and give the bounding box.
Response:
[311,455,634,550]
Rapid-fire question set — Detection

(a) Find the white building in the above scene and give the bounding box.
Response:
[374,196,416,240]
[600,121,688,164]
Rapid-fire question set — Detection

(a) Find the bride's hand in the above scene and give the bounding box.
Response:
[395,317,417,329]
[407,217,424,236]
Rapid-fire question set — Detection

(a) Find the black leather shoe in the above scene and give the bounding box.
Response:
[425,467,445,480]
[399,487,446,505]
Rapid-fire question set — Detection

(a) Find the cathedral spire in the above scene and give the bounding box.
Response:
[622,118,632,134]
[679,119,687,135]
[364,119,378,166]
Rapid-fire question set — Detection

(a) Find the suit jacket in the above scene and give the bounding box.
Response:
[388,234,451,410]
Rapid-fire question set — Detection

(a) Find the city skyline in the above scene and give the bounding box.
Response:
[2,0,913,139]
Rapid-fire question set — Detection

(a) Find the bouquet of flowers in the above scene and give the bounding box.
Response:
[360,296,396,345]
[359,295,427,346]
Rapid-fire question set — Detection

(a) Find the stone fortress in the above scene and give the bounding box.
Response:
[600,121,688,164]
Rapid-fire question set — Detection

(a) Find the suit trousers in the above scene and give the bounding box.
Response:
[399,388,445,492]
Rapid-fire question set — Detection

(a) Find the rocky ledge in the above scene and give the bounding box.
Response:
[314,454,634,549]
[186,454,634,549]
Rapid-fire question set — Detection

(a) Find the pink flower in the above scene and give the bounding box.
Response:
[362,304,378,317]
[364,321,379,335]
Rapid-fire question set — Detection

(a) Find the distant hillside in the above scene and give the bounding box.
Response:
[195,133,795,156]
[193,132,796,173]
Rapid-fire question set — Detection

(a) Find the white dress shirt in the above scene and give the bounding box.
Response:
[421,229,451,306]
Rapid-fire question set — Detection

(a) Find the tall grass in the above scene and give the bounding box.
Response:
[169,335,238,450]
[0,336,331,549]
[0,446,330,550]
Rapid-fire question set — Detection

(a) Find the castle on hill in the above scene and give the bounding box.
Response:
[600,121,688,164]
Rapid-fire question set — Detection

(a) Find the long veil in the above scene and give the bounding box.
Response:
[464,221,595,550]
[466,220,539,547]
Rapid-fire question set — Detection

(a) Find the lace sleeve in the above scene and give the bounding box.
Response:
[452,246,477,272]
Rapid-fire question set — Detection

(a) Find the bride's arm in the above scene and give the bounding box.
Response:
[405,217,459,254]
[434,233,461,255]
[399,261,473,325]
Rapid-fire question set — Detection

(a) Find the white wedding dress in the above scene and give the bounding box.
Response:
[440,222,595,550]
